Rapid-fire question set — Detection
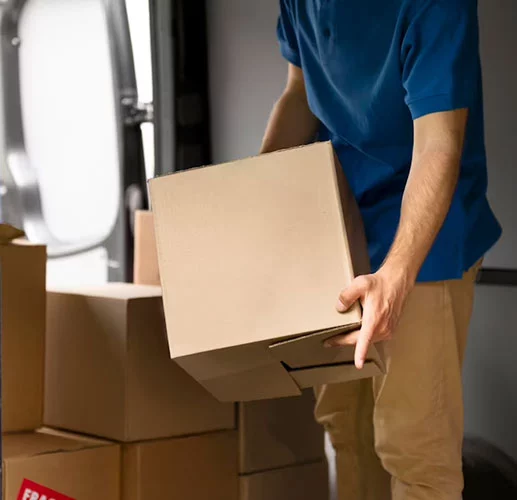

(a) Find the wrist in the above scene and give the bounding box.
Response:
[378,258,418,291]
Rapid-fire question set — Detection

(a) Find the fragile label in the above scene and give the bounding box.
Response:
[17,479,75,500]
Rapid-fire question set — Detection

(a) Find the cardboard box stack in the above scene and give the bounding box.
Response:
[43,280,327,498]
[237,391,328,499]
[0,225,118,499]
[0,225,46,433]
[4,143,378,497]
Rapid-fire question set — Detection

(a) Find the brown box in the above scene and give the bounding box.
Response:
[44,283,235,442]
[132,213,340,473]
[133,210,160,286]
[122,431,327,500]
[122,431,239,500]
[3,429,120,500]
[239,461,329,500]
[149,142,385,401]
[0,225,46,432]
[238,390,324,474]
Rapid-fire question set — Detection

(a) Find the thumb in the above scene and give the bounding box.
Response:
[337,276,369,313]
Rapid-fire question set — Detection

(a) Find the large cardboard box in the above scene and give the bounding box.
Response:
[133,210,160,286]
[132,213,331,472]
[149,142,385,401]
[3,429,120,500]
[133,213,328,472]
[44,283,235,442]
[239,461,329,500]
[122,431,239,500]
[238,390,324,474]
[0,224,46,432]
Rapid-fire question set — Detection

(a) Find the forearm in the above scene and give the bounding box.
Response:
[260,90,319,154]
[382,149,462,282]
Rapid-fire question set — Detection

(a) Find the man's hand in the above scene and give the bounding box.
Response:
[325,108,468,369]
[325,266,414,369]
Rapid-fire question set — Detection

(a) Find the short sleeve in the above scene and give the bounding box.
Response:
[277,0,301,67]
[402,0,480,120]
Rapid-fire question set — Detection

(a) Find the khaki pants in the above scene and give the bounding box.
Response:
[315,263,480,500]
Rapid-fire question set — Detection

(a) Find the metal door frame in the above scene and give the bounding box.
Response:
[0,0,149,281]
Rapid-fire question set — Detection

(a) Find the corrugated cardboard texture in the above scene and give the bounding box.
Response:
[0,237,46,432]
[239,461,329,500]
[3,431,120,500]
[133,210,160,286]
[44,283,235,442]
[122,431,239,500]
[150,142,362,357]
[238,390,325,474]
[150,142,384,401]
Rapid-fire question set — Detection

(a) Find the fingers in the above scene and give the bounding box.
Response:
[354,313,375,369]
[324,329,360,348]
[323,323,374,369]
[354,332,372,369]
[323,322,377,369]
[336,276,370,313]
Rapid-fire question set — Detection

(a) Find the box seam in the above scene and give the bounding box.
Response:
[238,458,326,477]
[327,144,364,325]
[5,442,118,462]
[124,300,131,441]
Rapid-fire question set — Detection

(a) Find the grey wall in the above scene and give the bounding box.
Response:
[207,0,284,163]
[478,0,517,269]
[464,286,517,460]
[207,0,517,463]
[462,0,517,462]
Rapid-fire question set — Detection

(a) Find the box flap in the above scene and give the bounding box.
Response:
[150,142,363,358]
[268,325,360,369]
[174,342,302,401]
[290,360,383,388]
[47,283,162,300]
[3,431,112,461]
[0,223,25,244]
[38,427,112,445]
[189,361,302,402]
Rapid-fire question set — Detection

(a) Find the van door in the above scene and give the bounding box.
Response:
[0,0,151,285]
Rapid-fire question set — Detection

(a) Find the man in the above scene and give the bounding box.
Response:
[260,1,502,499]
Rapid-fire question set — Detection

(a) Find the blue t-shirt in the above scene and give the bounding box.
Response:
[277,0,501,281]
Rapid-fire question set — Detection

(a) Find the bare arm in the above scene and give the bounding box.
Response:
[260,64,320,154]
[382,109,468,282]
[329,109,468,368]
